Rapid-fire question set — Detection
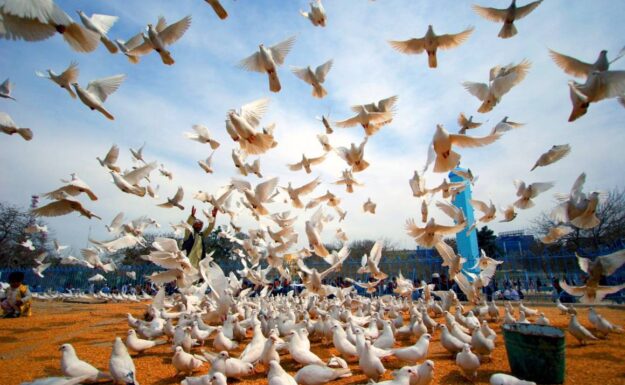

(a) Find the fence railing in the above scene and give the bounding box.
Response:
[2,243,624,296]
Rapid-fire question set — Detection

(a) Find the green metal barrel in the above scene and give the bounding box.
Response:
[502,323,566,384]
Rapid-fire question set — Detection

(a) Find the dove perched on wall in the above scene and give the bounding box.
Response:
[0,0,100,52]
[128,15,192,65]
[389,25,474,68]
[300,0,326,27]
[109,337,138,385]
[240,36,296,92]
[76,11,118,53]
[463,60,531,113]
[530,144,570,171]
[291,59,333,98]
[73,74,126,120]
[473,0,543,39]
[0,112,33,141]
[205,0,228,20]
[60,343,112,382]
[36,62,79,99]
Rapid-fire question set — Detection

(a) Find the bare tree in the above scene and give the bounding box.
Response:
[0,201,52,268]
[531,187,625,252]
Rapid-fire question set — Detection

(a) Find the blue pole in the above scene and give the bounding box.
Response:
[449,167,480,278]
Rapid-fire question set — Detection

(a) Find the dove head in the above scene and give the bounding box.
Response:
[127,329,136,337]
[219,351,229,359]
[423,360,435,370]
[422,333,432,341]
[59,343,76,357]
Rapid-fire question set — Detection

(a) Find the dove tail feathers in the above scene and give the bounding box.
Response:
[433,150,461,173]
[209,1,229,19]
[530,163,539,171]
[102,37,119,54]
[352,159,370,173]
[313,243,329,257]
[335,368,352,378]
[498,22,517,39]
[571,214,600,230]
[312,85,328,98]
[97,107,115,120]
[244,133,275,155]
[125,53,140,64]
[514,198,534,210]
[158,50,175,65]
[268,70,281,92]
[346,184,354,193]
[17,128,33,141]
[427,51,437,68]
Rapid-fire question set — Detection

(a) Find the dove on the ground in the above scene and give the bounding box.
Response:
[490,373,536,385]
[36,62,79,99]
[126,329,166,353]
[392,334,431,363]
[0,112,33,140]
[456,344,480,380]
[389,25,474,68]
[73,74,126,120]
[60,343,112,382]
[568,314,598,345]
[239,36,296,92]
[268,360,297,385]
[20,376,92,385]
[172,346,206,375]
[294,364,351,385]
[109,337,138,385]
[472,0,543,39]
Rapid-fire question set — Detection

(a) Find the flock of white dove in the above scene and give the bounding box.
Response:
[2,0,625,384]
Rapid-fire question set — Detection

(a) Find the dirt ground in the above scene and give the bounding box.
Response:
[1,301,624,385]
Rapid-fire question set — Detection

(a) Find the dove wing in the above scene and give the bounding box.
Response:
[559,280,586,296]
[514,0,543,20]
[405,218,424,237]
[158,15,191,46]
[315,59,333,82]
[470,199,489,214]
[123,162,157,185]
[595,70,625,101]
[0,112,16,128]
[334,114,362,128]
[255,177,279,202]
[90,14,118,34]
[103,144,120,164]
[59,61,80,83]
[549,49,593,77]
[598,249,625,276]
[109,212,124,229]
[32,199,75,217]
[471,4,508,22]
[239,51,264,72]
[388,37,426,54]
[240,98,270,127]
[291,66,314,84]
[436,26,474,49]
[269,36,296,65]
[462,81,489,101]
[86,74,126,102]
[295,177,320,196]
[449,133,500,148]
[528,182,554,197]
[172,186,184,203]
[434,241,456,267]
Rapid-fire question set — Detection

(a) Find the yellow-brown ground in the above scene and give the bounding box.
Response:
[1,302,624,385]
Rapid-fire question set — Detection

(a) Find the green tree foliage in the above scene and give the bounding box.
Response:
[477,226,499,257]
[0,201,52,268]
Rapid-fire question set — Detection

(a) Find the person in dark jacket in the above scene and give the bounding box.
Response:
[182,205,218,268]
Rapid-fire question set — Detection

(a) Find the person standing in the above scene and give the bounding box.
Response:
[182,206,218,268]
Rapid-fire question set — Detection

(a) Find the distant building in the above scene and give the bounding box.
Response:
[496,230,535,256]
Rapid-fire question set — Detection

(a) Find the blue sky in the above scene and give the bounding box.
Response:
[1,0,625,254]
